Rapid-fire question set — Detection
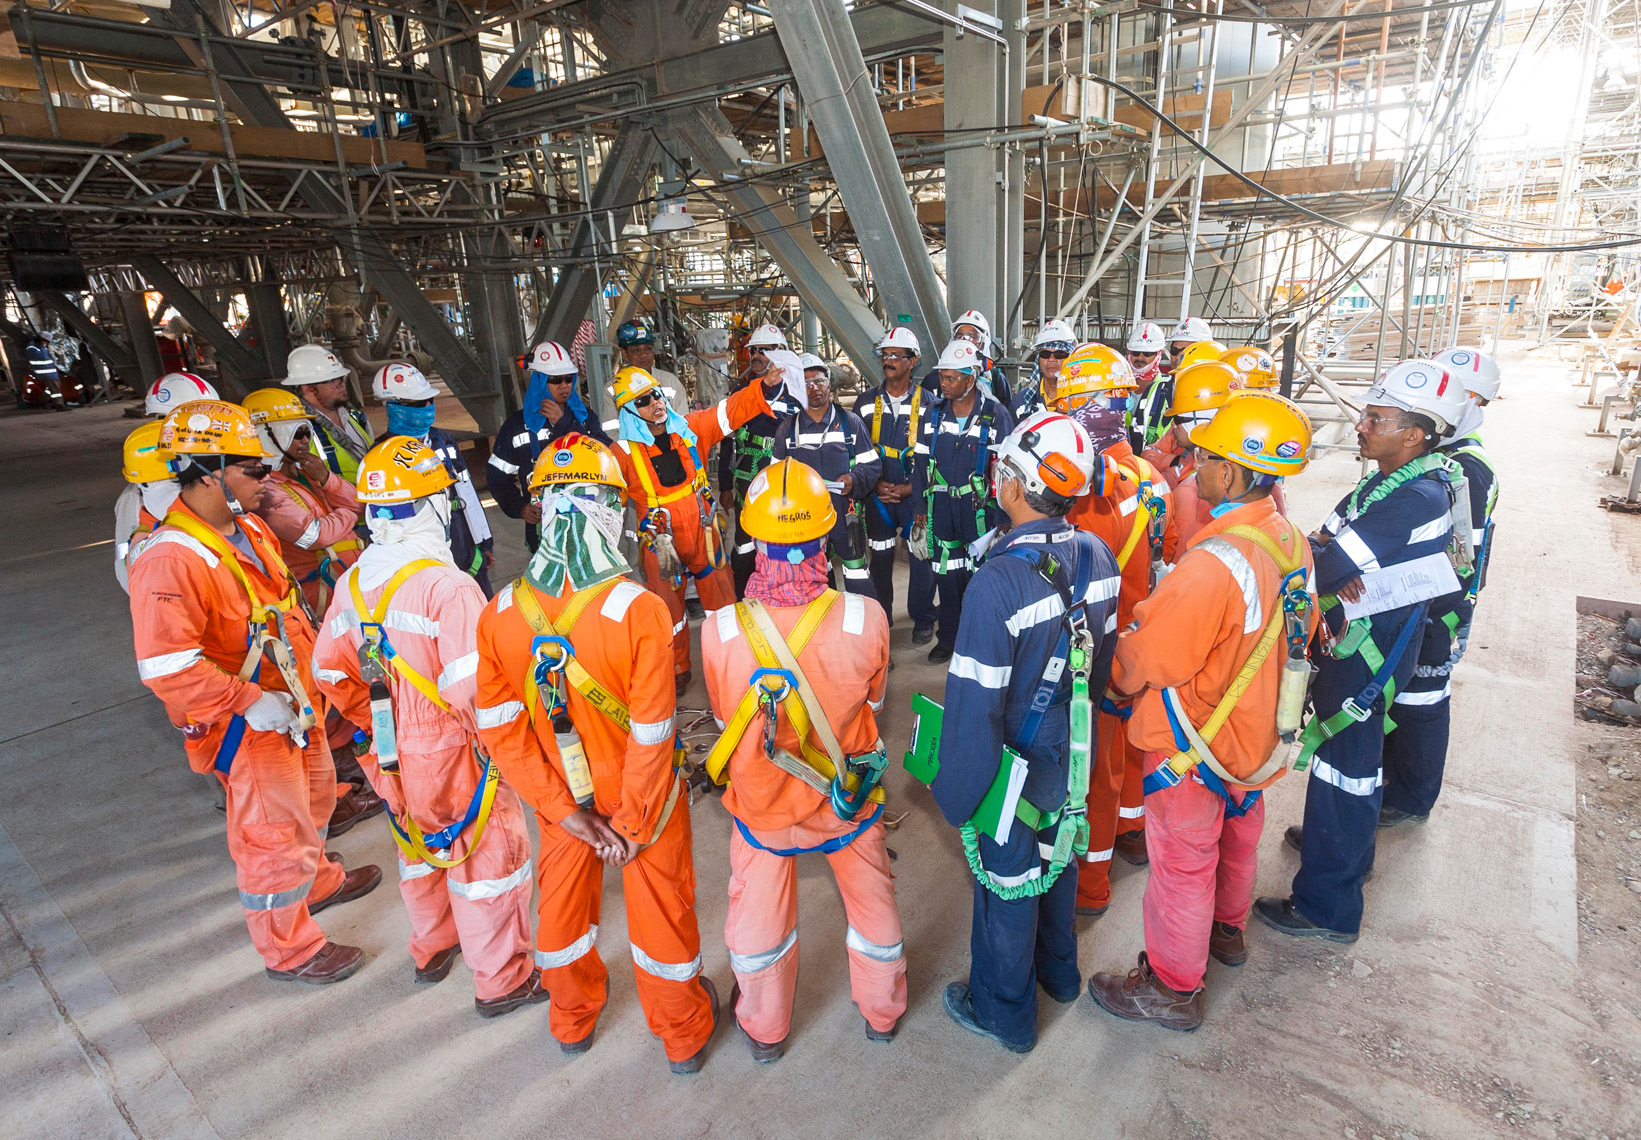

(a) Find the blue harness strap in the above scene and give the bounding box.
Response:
[993,541,1093,752]
[386,750,494,851]
[733,801,884,856]
[213,656,260,774]
[1155,691,1261,818]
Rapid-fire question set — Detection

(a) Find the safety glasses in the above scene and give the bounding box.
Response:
[878,351,913,363]
[629,391,663,410]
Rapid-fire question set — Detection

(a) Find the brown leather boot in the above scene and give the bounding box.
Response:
[476,969,550,1019]
[308,865,382,916]
[670,976,721,1074]
[1087,953,1204,1032]
[265,941,365,985]
[1114,828,1149,866]
[414,944,461,984]
[1208,921,1247,966]
[729,980,785,1064]
[328,786,386,837]
[674,671,692,696]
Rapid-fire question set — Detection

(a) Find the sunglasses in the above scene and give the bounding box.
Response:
[546,376,574,385]
[629,391,663,410]
[395,397,435,408]
[1037,349,1070,360]
[231,462,273,480]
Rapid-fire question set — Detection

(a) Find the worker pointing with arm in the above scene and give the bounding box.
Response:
[921,412,1119,1053]
[1088,392,1317,1031]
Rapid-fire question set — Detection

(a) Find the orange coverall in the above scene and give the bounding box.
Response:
[1142,435,1289,549]
[312,560,534,1000]
[1066,441,1178,911]
[1111,498,1316,992]
[254,471,362,611]
[700,592,905,1045]
[129,502,345,971]
[613,382,773,674]
[474,575,713,1061]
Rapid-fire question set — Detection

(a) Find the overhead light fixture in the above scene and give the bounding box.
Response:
[649,195,696,235]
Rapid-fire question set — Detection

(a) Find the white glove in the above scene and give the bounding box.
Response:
[651,532,683,578]
[908,518,930,562]
[244,691,298,734]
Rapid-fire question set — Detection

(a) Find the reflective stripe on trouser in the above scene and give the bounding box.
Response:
[865,494,936,629]
[532,795,713,1061]
[1291,625,1424,935]
[1381,606,1462,817]
[388,750,533,1001]
[1078,710,1138,910]
[1139,752,1265,994]
[968,815,1080,1050]
[725,811,907,1044]
[222,728,347,971]
[639,538,737,675]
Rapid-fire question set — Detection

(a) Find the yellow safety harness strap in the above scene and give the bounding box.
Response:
[626,442,706,507]
[163,511,300,623]
[388,749,502,869]
[1153,524,1304,789]
[348,560,452,713]
[512,578,632,732]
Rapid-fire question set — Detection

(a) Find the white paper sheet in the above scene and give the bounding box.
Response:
[1339,551,1461,619]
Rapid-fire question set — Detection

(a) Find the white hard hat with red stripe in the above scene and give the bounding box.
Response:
[281,343,350,386]
[877,326,921,356]
[935,339,983,373]
[994,410,1096,504]
[951,309,992,341]
[746,323,789,349]
[373,362,438,402]
[145,371,217,416]
[1126,321,1167,352]
[1431,346,1501,403]
[1366,359,1471,433]
[528,341,577,376]
[1168,316,1213,345]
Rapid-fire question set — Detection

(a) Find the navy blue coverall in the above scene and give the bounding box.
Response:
[771,402,882,600]
[854,381,936,628]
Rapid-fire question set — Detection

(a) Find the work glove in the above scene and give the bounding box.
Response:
[245,691,299,734]
[907,517,930,562]
[650,531,683,579]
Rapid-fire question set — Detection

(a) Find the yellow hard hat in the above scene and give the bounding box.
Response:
[242,387,312,424]
[1177,341,1229,371]
[1190,390,1312,477]
[160,400,273,457]
[610,365,661,409]
[356,435,455,503]
[529,432,626,493]
[740,458,836,545]
[1166,361,1239,417]
[1054,342,1135,409]
[1222,345,1278,389]
[122,421,175,483]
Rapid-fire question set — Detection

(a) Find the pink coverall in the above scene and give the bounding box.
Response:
[313,558,534,1000]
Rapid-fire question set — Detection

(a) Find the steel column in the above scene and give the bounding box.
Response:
[245,282,291,377]
[132,255,266,392]
[117,291,166,385]
[36,292,139,391]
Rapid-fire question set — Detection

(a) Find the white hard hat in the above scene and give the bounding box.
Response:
[281,344,349,387]
[1431,346,1501,403]
[1127,321,1168,352]
[935,339,983,374]
[877,326,921,356]
[746,323,788,349]
[1366,359,1472,434]
[528,341,577,377]
[798,352,829,376]
[1168,317,1213,345]
[373,361,438,402]
[952,309,991,341]
[994,410,1096,503]
[145,371,217,415]
[1033,319,1078,351]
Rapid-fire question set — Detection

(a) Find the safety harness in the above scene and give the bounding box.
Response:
[1112,458,1168,578]
[922,399,998,573]
[903,546,1097,899]
[1446,435,1498,602]
[620,433,726,582]
[782,407,871,579]
[308,407,371,481]
[1141,524,1310,817]
[704,592,889,848]
[868,383,923,480]
[274,479,362,613]
[512,577,683,847]
[345,560,500,869]
[162,511,318,775]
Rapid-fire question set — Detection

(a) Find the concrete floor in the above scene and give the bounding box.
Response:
[2,347,1637,1140]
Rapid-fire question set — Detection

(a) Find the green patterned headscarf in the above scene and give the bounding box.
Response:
[524,482,632,595]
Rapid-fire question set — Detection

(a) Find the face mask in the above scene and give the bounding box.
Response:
[386,402,437,437]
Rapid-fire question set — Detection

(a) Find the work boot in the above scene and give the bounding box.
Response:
[308,864,383,916]
[331,742,368,790]
[1252,896,1357,943]
[865,1015,901,1042]
[558,1024,597,1056]
[1376,805,1428,829]
[685,597,706,620]
[1087,953,1204,1032]
[265,941,365,985]
[674,671,692,696]
[328,786,385,837]
[927,645,954,665]
[1208,921,1247,967]
[911,626,935,647]
[670,975,720,1074]
[728,980,784,1063]
[1114,828,1149,866]
[414,945,461,985]
[1038,976,1082,1005]
[476,969,550,1019]
[1283,824,1303,852]
[1076,900,1109,919]
[943,981,1033,1053]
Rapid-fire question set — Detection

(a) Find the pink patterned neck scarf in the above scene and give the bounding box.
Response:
[747,549,830,607]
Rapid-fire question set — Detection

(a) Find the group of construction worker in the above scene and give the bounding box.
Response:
[115,306,1500,1068]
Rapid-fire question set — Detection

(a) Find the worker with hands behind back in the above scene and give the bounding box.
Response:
[128,400,379,985]
[1088,392,1317,1031]
[474,434,719,1072]
[313,436,540,1018]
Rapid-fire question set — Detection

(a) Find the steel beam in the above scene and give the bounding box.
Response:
[245,282,292,377]
[36,293,135,369]
[118,292,166,385]
[672,105,885,371]
[132,255,266,392]
[769,0,947,358]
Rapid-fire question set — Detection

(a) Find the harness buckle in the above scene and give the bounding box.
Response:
[749,667,797,704]
[1339,694,1376,724]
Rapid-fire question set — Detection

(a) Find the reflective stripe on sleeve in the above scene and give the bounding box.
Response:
[716,401,733,435]
[631,717,676,746]
[1332,528,1381,573]
[729,928,797,975]
[475,701,525,729]
[437,652,480,692]
[295,520,321,550]
[1118,806,1146,819]
[137,648,202,679]
[488,454,521,475]
[315,667,349,685]
[1409,517,1450,544]
[536,926,598,970]
[1196,538,1263,633]
[949,654,1012,689]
